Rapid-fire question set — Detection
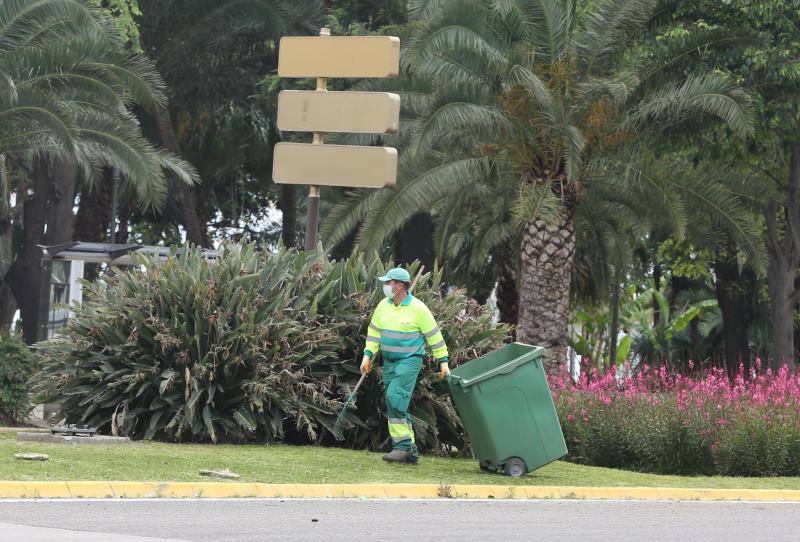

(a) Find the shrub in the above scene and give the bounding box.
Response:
[36,245,344,442]
[552,362,800,476]
[35,244,508,450]
[712,380,800,477]
[559,393,639,469]
[0,335,36,425]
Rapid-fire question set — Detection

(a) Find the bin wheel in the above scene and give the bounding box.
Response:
[503,458,527,477]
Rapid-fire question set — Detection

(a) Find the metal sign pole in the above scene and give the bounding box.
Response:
[304,27,329,252]
[110,168,120,244]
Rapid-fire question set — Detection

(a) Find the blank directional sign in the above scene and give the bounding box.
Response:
[278,91,400,134]
[278,36,400,78]
[273,143,397,188]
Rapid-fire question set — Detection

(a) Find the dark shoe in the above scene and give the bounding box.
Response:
[383,448,418,464]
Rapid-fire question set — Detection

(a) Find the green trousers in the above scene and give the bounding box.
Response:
[383,356,422,453]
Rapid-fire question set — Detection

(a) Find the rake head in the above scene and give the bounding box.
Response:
[331,373,367,441]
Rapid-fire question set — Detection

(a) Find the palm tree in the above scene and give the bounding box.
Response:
[0,0,196,342]
[324,0,756,372]
[0,0,195,200]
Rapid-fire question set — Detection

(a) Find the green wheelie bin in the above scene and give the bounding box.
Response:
[446,342,567,477]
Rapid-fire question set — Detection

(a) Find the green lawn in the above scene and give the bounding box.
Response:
[1,431,798,489]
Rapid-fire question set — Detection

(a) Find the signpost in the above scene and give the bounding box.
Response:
[273,144,397,187]
[277,91,400,134]
[277,36,400,78]
[273,29,401,251]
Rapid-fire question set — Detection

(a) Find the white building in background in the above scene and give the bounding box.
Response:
[38,242,218,339]
[46,259,84,338]
[30,242,218,426]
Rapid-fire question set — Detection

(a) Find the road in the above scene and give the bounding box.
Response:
[0,499,798,541]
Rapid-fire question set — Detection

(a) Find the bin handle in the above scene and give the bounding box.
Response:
[451,346,544,387]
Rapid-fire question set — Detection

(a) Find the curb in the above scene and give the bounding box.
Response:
[0,482,799,500]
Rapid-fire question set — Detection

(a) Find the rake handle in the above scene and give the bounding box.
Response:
[345,372,367,405]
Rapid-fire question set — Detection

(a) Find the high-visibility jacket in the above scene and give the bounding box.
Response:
[363,293,449,363]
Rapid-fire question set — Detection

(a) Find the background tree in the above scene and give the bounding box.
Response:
[134,0,322,248]
[0,0,195,343]
[665,0,800,367]
[324,0,755,372]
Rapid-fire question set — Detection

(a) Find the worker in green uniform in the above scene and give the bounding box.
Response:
[361,267,450,464]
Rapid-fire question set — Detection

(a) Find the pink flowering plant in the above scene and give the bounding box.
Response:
[550,360,800,476]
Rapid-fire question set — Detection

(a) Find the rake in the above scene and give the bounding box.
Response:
[331,371,368,441]
[331,266,425,441]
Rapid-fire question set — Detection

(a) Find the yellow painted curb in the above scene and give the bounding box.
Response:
[0,482,798,500]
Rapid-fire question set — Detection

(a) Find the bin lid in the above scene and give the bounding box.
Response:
[449,343,544,388]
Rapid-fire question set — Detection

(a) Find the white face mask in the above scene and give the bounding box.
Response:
[383,284,395,298]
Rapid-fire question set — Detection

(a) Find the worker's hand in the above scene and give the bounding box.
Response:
[438,362,451,381]
[360,355,372,375]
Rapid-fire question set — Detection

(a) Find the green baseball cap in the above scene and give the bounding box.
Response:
[378,267,411,282]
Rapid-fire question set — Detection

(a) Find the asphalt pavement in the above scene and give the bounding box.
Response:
[0,499,798,541]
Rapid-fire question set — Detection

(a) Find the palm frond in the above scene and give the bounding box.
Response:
[410,101,508,156]
[408,1,504,70]
[0,0,101,50]
[576,0,658,74]
[0,67,17,103]
[5,37,165,110]
[198,0,289,38]
[409,0,449,20]
[357,156,491,252]
[154,150,200,188]
[493,0,575,62]
[470,219,512,270]
[623,73,754,137]
[0,88,76,153]
[74,112,186,209]
[505,64,586,181]
[512,181,564,228]
[319,189,379,250]
[1,0,178,207]
[588,157,688,239]
[574,73,640,110]
[672,165,765,270]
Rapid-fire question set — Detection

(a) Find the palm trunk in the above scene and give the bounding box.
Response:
[6,158,49,344]
[0,156,11,278]
[75,170,112,242]
[154,106,209,247]
[517,214,576,375]
[44,157,78,244]
[0,155,16,333]
[496,241,519,330]
[75,171,113,281]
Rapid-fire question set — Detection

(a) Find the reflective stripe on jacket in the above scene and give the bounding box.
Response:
[363,293,448,362]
